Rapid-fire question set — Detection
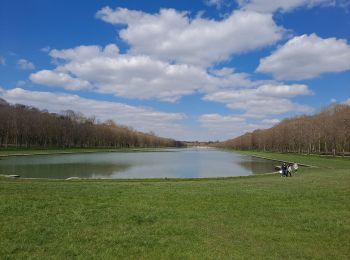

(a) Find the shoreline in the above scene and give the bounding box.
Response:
[0,147,179,157]
[243,154,315,168]
[225,149,323,167]
[0,170,279,182]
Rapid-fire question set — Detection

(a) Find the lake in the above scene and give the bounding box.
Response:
[0,148,278,179]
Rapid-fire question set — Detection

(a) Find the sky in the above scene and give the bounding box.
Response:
[0,0,349,141]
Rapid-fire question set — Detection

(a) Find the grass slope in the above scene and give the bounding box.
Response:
[0,151,349,259]
[233,150,350,169]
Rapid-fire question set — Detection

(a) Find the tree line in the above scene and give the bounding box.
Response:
[0,98,184,149]
[216,104,350,156]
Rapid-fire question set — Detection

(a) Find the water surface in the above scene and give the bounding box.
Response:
[0,148,278,179]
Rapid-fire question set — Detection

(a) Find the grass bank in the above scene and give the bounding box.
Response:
[233,150,350,169]
[0,151,349,259]
[0,147,173,157]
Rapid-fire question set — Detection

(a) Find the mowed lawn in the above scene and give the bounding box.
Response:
[0,152,349,259]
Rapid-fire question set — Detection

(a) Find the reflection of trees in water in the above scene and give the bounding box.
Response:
[0,163,132,179]
[238,159,275,174]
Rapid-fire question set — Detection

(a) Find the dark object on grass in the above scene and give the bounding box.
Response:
[281,163,288,177]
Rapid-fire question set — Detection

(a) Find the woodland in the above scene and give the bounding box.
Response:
[0,98,183,149]
[217,104,350,156]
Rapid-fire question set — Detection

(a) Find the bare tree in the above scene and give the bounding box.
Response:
[216,104,350,156]
[0,100,184,149]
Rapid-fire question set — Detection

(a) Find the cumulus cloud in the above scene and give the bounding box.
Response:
[50,44,119,61]
[203,83,313,117]
[237,0,336,13]
[198,113,279,139]
[199,114,250,138]
[199,114,245,130]
[28,42,314,134]
[256,84,313,97]
[0,88,186,138]
[30,44,253,101]
[257,34,350,80]
[17,59,35,70]
[30,70,91,91]
[96,7,284,66]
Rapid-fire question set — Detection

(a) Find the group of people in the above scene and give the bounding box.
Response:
[280,162,298,177]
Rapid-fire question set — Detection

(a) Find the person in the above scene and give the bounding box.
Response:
[293,163,298,174]
[287,164,292,177]
[281,163,287,177]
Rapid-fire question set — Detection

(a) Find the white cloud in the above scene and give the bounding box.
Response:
[198,113,279,139]
[210,67,235,77]
[96,7,284,66]
[344,98,350,105]
[261,118,280,124]
[17,59,35,70]
[237,0,336,13]
[30,70,91,91]
[28,43,314,132]
[199,113,245,125]
[50,44,119,61]
[256,84,313,97]
[205,0,227,9]
[199,114,251,138]
[30,44,253,101]
[203,83,313,117]
[0,88,186,138]
[257,34,350,80]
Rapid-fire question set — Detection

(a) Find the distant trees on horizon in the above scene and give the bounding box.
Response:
[2,98,349,154]
[216,104,350,156]
[0,98,184,149]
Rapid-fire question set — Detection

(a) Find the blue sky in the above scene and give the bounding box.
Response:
[1,0,349,141]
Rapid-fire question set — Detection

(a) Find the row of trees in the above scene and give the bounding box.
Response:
[216,104,350,155]
[0,99,184,149]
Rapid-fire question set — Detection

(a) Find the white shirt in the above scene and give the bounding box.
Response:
[293,163,298,170]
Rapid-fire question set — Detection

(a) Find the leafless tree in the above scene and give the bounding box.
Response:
[216,104,350,156]
[0,100,184,149]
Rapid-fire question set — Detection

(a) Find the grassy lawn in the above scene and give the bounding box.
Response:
[0,151,349,259]
[234,150,350,169]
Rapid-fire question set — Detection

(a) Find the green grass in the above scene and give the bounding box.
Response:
[234,150,350,169]
[0,151,349,259]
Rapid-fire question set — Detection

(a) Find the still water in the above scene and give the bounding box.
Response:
[0,148,278,179]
